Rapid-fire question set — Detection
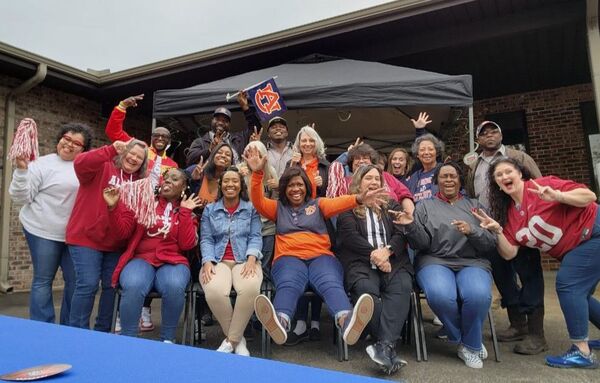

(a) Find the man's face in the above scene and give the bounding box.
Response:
[477,125,503,151]
[151,127,171,152]
[211,114,231,134]
[268,123,288,142]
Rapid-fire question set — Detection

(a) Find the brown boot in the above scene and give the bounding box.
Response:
[514,306,549,355]
[497,305,528,342]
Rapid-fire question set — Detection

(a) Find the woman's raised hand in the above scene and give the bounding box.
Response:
[14,156,29,170]
[102,187,120,210]
[411,112,432,130]
[120,94,144,109]
[388,209,414,225]
[528,179,563,202]
[191,156,207,181]
[357,187,387,207]
[180,193,203,210]
[243,146,266,172]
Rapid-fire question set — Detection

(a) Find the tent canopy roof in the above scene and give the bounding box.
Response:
[153,55,472,117]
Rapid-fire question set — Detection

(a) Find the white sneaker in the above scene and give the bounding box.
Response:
[458,345,483,369]
[216,338,234,353]
[140,307,154,332]
[479,344,488,360]
[163,340,174,344]
[234,337,250,356]
[432,315,443,326]
[114,315,121,334]
[342,294,374,346]
[254,295,287,345]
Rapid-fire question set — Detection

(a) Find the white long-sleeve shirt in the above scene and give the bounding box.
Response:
[9,153,79,242]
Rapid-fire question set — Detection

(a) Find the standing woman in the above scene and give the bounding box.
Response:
[9,123,93,324]
[337,165,413,374]
[400,162,496,369]
[188,142,234,205]
[387,148,413,186]
[104,168,201,342]
[200,167,263,356]
[475,157,600,369]
[66,139,148,331]
[405,134,444,203]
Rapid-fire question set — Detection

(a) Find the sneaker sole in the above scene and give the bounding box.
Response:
[344,295,374,346]
[254,295,287,345]
[545,361,599,369]
[139,324,155,332]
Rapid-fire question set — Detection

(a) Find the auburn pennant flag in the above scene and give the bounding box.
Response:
[246,78,287,121]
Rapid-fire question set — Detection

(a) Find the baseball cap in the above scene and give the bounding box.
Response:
[268,116,287,128]
[213,107,232,121]
[476,121,502,136]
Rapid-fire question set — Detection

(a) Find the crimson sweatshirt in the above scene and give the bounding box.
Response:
[65,145,139,252]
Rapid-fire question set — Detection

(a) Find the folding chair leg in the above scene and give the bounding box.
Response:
[110,290,121,333]
[410,292,423,362]
[416,293,428,361]
[488,308,501,362]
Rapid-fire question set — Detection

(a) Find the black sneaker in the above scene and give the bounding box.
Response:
[309,327,321,341]
[201,313,214,326]
[366,342,393,372]
[284,330,309,346]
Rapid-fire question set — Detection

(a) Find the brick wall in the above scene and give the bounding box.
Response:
[444,83,595,270]
[0,74,151,291]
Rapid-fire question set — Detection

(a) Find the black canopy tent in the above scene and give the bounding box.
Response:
[153,56,474,153]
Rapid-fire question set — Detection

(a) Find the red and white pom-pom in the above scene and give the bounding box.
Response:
[8,118,39,163]
[119,177,157,228]
[326,161,347,198]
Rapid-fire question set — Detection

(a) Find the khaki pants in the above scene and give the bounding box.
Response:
[201,261,263,343]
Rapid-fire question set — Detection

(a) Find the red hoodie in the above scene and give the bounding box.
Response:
[65,145,139,252]
[109,198,199,286]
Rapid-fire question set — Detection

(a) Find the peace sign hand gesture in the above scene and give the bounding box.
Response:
[191,156,208,181]
[347,137,363,152]
[250,126,264,142]
[528,180,563,203]
[472,208,502,234]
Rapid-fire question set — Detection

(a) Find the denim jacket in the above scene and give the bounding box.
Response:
[200,198,263,264]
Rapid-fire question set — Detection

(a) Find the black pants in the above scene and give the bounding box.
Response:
[351,268,412,343]
[490,246,544,313]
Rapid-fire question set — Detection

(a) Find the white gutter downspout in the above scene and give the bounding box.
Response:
[0,63,47,293]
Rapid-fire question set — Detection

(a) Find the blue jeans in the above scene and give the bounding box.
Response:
[119,259,190,341]
[417,264,492,351]
[68,245,120,332]
[23,229,75,324]
[556,207,600,342]
[271,255,352,325]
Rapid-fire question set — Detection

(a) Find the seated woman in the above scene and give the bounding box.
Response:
[244,146,387,346]
[397,162,496,369]
[337,165,413,375]
[9,123,93,324]
[475,157,600,369]
[104,168,202,342]
[200,167,263,356]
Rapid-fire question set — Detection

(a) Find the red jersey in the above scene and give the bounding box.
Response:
[503,177,598,260]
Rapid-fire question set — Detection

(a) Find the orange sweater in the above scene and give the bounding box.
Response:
[250,171,357,262]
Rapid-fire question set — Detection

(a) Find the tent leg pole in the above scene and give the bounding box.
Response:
[152,118,157,131]
[468,106,475,152]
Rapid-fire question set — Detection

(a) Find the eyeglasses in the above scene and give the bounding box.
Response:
[62,135,84,148]
[151,133,171,139]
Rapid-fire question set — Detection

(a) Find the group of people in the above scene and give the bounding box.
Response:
[9,92,600,374]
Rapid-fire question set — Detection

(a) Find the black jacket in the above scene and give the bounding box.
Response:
[185,109,261,166]
[337,200,413,290]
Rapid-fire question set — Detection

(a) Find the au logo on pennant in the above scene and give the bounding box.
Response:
[246,78,287,121]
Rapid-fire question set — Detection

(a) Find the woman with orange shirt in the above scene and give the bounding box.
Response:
[244,146,387,347]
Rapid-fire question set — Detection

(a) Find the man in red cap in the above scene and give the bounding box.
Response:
[185,91,261,166]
